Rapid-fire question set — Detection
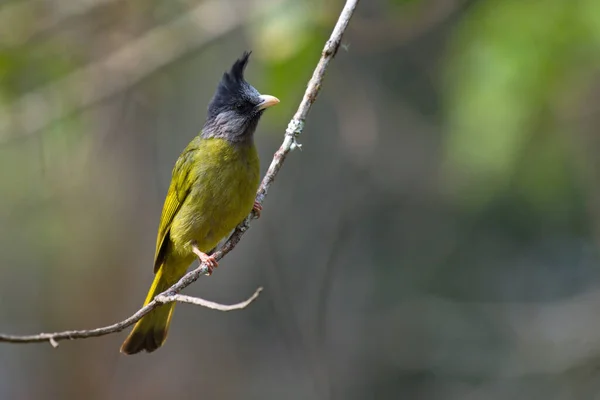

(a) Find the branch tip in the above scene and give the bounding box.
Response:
[290,141,303,151]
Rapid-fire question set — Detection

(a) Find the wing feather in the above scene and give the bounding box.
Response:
[153,137,201,272]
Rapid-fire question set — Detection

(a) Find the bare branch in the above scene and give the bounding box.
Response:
[0,288,263,347]
[0,0,360,347]
[155,287,263,311]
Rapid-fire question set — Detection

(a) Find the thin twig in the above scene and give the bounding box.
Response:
[0,0,360,347]
[155,287,263,311]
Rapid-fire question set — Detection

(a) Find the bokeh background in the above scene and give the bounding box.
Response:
[2,0,600,398]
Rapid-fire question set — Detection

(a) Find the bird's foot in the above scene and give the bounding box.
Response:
[252,201,263,219]
[191,244,218,275]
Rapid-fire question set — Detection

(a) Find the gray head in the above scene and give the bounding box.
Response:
[202,51,279,143]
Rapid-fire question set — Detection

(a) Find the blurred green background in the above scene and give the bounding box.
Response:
[2,0,600,398]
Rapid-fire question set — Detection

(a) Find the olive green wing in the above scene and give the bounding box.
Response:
[153,137,201,272]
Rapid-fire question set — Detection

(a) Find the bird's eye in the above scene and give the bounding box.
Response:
[235,103,245,111]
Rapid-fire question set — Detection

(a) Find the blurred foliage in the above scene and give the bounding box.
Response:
[249,0,326,123]
[443,0,600,213]
[0,42,79,99]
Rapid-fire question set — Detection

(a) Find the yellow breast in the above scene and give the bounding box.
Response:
[169,138,260,255]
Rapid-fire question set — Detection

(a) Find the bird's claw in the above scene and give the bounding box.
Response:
[191,243,218,275]
[253,201,263,219]
[199,253,218,275]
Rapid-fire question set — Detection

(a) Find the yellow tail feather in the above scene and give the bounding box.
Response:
[120,268,176,355]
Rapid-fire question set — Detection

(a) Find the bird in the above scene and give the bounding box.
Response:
[120,51,279,354]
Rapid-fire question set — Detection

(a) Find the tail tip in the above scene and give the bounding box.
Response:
[120,329,167,355]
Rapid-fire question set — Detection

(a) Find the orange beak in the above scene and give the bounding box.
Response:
[256,94,280,110]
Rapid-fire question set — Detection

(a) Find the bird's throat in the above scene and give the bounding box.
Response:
[202,112,261,143]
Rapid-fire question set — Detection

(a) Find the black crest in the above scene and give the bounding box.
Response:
[207,51,256,120]
[219,51,251,92]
